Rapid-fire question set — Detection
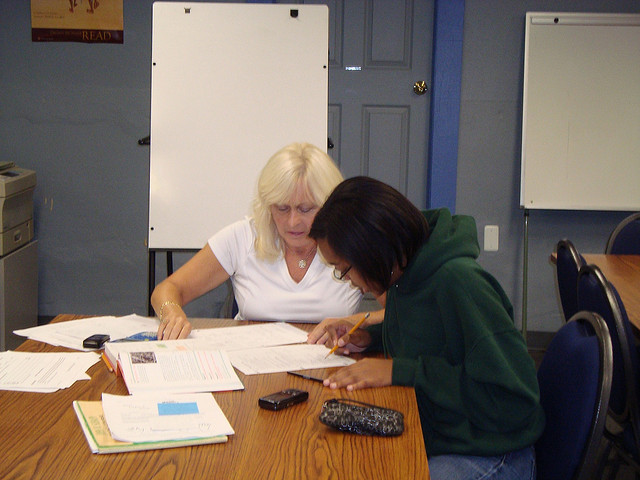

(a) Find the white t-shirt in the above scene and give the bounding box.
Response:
[208,217,363,322]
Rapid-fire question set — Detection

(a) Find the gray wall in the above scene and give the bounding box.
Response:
[1,0,227,319]
[1,0,638,330]
[460,0,640,333]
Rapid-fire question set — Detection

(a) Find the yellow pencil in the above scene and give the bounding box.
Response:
[325,312,371,358]
[101,352,114,373]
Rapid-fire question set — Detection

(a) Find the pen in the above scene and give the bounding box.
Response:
[325,312,371,358]
[287,371,324,383]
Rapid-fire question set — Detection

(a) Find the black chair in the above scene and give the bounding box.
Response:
[606,212,640,254]
[220,279,239,318]
[555,239,586,321]
[535,311,613,480]
[577,264,640,478]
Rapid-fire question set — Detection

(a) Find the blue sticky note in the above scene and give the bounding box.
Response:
[157,401,199,416]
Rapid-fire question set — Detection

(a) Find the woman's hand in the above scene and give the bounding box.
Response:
[151,244,229,340]
[314,319,373,356]
[307,316,346,345]
[323,358,393,391]
[157,303,192,340]
[307,309,384,345]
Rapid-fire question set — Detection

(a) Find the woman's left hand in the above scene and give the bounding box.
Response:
[324,358,393,391]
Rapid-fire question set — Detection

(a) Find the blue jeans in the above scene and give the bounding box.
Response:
[428,446,536,480]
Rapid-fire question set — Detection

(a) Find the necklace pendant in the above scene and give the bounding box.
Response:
[298,259,307,269]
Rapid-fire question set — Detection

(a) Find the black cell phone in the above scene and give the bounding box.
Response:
[258,389,309,411]
[83,334,110,349]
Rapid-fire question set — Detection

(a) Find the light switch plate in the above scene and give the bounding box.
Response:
[484,225,499,251]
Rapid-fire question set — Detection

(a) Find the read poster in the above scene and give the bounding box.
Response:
[31,0,124,44]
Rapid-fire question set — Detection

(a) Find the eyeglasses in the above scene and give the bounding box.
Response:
[333,265,352,281]
[271,204,318,216]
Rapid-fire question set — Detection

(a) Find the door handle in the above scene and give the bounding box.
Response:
[413,80,428,96]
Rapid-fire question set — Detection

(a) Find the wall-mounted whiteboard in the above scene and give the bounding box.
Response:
[520,12,640,211]
[149,3,328,249]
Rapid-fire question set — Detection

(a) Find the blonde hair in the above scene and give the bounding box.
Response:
[253,143,343,261]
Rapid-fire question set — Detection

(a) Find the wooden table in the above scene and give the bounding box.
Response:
[1,315,429,480]
[582,254,640,331]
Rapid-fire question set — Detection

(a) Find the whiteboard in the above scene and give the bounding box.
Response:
[149,3,328,249]
[520,12,640,211]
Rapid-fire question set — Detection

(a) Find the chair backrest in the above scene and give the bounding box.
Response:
[556,239,586,321]
[535,311,613,480]
[606,212,640,254]
[220,279,239,318]
[577,264,640,423]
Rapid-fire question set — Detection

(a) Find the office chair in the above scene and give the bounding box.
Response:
[535,311,613,480]
[606,212,640,254]
[577,264,640,478]
[220,279,239,318]
[555,239,586,321]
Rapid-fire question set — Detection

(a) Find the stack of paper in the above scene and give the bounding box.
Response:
[74,392,233,454]
[106,323,356,380]
[13,314,161,351]
[0,351,100,393]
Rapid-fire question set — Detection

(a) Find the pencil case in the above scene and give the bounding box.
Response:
[319,398,404,436]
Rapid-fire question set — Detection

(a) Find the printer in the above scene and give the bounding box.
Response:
[0,165,36,256]
[0,163,37,351]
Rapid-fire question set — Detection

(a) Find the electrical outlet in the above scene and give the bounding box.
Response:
[484,225,499,251]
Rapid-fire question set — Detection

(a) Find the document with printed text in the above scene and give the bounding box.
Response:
[0,351,100,392]
[118,348,243,394]
[229,344,356,375]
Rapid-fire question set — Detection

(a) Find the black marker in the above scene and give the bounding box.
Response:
[287,371,324,383]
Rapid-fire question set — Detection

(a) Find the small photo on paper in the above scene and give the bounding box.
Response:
[130,352,156,364]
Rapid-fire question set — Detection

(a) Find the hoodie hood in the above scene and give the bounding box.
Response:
[398,208,480,289]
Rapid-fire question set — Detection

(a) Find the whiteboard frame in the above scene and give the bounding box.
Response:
[148,2,329,249]
[520,12,640,211]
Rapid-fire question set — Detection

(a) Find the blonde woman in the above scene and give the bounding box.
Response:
[151,143,363,339]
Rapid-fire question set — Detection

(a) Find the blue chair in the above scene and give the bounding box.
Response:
[577,264,640,478]
[535,311,613,480]
[606,212,640,254]
[556,239,586,321]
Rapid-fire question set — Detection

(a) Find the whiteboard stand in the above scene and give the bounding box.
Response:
[521,209,529,343]
[519,12,640,338]
[521,12,640,212]
[146,4,329,316]
[148,3,329,250]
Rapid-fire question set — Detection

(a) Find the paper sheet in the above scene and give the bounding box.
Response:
[102,392,234,443]
[229,344,356,375]
[15,316,309,353]
[13,314,160,351]
[190,322,308,350]
[0,351,100,392]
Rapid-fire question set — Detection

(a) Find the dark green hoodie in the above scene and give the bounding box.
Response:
[366,208,545,457]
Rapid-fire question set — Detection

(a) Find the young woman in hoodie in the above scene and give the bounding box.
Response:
[308,176,544,480]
